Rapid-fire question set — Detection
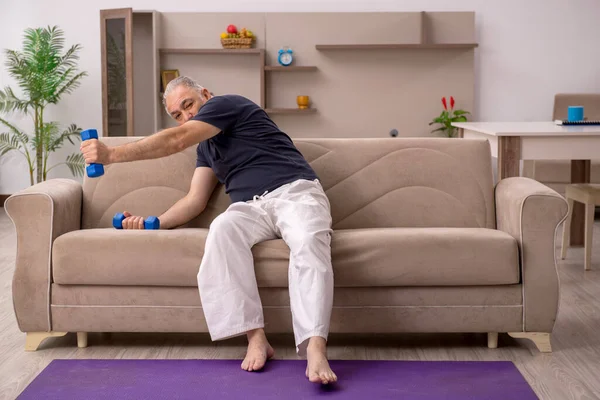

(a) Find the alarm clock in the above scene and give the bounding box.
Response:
[278,47,293,66]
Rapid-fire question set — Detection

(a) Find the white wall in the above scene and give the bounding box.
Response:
[1,0,599,194]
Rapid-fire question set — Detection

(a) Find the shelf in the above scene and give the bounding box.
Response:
[265,108,317,115]
[159,48,263,55]
[315,43,478,50]
[264,66,318,71]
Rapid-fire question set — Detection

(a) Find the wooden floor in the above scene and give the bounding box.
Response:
[1,211,600,399]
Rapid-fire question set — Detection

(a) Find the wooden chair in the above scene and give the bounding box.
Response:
[561,184,600,270]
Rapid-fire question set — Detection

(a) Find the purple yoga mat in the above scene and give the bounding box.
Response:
[17,359,537,400]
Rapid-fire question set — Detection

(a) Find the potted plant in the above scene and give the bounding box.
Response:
[0,26,87,185]
[429,96,470,138]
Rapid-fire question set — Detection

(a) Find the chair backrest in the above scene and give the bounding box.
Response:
[82,137,496,230]
[553,93,600,120]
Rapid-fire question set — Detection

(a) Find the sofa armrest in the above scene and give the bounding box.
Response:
[495,177,568,332]
[4,178,82,332]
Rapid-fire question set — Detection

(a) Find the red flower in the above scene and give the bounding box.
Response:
[450,96,455,110]
[442,97,447,110]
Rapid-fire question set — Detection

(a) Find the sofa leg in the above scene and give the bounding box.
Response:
[77,332,88,348]
[487,332,498,349]
[508,332,552,352]
[25,332,68,352]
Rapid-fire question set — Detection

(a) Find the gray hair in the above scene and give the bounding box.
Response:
[162,76,204,112]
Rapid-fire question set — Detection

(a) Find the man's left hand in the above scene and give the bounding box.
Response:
[81,139,113,165]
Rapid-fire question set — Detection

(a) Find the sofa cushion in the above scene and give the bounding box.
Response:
[52,227,519,287]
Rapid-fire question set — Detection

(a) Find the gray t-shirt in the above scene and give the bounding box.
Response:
[191,94,318,203]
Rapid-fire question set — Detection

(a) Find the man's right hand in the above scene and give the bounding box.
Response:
[120,211,146,229]
[80,138,113,165]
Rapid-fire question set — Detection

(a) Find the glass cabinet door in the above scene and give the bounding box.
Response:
[100,8,133,137]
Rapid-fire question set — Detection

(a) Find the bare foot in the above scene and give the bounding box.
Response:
[306,336,337,385]
[241,328,275,372]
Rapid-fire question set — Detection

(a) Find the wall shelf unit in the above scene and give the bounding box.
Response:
[159,48,263,55]
[264,66,318,71]
[265,108,317,115]
[315,43,478,50]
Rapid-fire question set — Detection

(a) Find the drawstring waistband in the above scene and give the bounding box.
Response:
[251,179,320,203]
[252,190,269,202]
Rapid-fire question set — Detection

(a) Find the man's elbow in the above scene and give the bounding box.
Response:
[186,193,208,216]
[195,199,209,216]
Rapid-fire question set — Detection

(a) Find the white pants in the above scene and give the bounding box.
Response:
[197,178,334,356]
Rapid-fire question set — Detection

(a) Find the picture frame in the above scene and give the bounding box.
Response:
[161,69,180,91]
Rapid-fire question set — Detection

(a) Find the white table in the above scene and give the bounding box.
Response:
[453,121,600,246]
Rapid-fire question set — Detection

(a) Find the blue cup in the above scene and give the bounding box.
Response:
[568,106,584,121]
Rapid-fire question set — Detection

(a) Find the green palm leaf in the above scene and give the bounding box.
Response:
[0,87,31,114]
[4,50,28,82]
[51,71,87,103]
[58,44,82,70]
[0,117,28,144]
[46,123,81,152]
[64,152,85,177]
[0,132,24,156]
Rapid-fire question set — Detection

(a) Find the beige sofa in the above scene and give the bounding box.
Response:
[5,137,568,353]
[522,93,600,195]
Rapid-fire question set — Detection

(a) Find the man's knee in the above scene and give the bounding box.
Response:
[209,211,246,238]
[287,229,331,256]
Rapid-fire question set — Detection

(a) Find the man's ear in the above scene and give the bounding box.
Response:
[201,89,211,100]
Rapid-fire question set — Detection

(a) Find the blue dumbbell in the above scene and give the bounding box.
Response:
[113,213,160,230]
[81,129,104,178]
